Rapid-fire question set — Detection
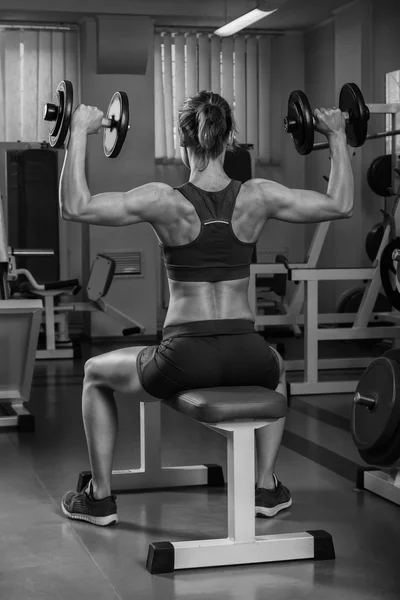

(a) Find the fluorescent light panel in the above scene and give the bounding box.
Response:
[214,8,277,37]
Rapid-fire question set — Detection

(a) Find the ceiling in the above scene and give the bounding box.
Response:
[0,0,352,32]
[155,0,352,32]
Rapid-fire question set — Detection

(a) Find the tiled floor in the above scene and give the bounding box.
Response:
[1,340,399,599]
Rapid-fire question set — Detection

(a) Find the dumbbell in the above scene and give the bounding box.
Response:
[43,81,130,158]
[283,83,370,155]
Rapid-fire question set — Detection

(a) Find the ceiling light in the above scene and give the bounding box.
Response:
[214,7,278,37]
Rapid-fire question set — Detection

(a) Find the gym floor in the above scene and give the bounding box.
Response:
[1,338,399,600]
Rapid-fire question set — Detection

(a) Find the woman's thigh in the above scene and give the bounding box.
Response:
[85,346,158,399]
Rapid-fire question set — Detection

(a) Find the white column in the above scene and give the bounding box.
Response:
[234,35,246,143]
[245,36,258,154]
[186,34,197,96]
[198,33,210,91]
[163,34,174,159]
[154,34,166,159]
[258,36,272,163]
[174,33,186,158]
[210,35,221,94]
[221,37,234,106]
[4,31,22,142]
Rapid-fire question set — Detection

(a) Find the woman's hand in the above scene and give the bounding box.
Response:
[71,104,104,135]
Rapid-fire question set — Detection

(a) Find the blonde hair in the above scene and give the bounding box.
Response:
[178,90,238,170]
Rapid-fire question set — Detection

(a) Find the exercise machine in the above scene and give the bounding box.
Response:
[0,197,41,431]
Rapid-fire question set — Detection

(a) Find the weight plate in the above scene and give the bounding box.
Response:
[384,349,400,363]
[285,90,314,155]
[359,419,400,466]
[339,82,369,148]
[380,238,400,311]
[103,91,130,159]
[367,154,392,197]
[365,222,384,262]
[336,286,391,313]
[352,356,400,453]
[45,80,73,149]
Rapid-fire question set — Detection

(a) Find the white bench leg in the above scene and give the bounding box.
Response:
[77,402,224,492]
[147,421,334,573]
[357,467,400,506]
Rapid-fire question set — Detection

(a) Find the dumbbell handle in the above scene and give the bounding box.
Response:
[44,104,115,129]
[354,392,377,409]
[285,111,350,134]
[312,111,349,127]
[101,117,113,128]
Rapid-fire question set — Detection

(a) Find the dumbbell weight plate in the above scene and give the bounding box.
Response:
[339,83,369,148]
[43,80,73,149]
[284,90,314,155]
[103,91,130,159]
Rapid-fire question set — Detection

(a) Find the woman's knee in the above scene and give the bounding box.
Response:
[83,349,142,394]
[84,357,102,384]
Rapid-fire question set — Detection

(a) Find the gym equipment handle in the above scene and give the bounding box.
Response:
[43,279,80,290]
[354,392,377,409]
[13,248,54,256]
[313,128,400,150]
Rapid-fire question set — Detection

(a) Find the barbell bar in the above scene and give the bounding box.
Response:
[353,391,377,410]
[12,248,54,256]
[314,127,400,151]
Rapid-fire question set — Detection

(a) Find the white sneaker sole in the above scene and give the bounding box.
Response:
[61,500,118,526]
[255,498,292,518]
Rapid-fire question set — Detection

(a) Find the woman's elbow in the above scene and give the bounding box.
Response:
[61,208,73,221]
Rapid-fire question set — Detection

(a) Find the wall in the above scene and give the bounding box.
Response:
[255,33,306,264]
[79,18,159,337]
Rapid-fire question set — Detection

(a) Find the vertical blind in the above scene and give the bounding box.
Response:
[385,70,400,155]
[155,32,274,164]
[0,28,80,143]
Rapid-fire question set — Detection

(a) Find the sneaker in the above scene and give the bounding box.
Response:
[61,481,118,527]
[255,474,292,518]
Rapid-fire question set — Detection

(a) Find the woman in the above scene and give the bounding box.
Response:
[60,90,353,526]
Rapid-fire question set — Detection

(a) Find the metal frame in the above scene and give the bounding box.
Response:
[249,102,400,395]
[146,410,334,573]
[358,467,400,506]
[81,402,222,490]
[0,299,42,430]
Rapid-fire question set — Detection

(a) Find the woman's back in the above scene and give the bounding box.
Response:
[152,176,268,327]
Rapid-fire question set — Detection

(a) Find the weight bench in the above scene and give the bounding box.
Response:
[145,386,335,573]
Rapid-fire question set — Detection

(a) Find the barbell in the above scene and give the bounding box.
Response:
[43,80,130,158]
[284,83,400,155]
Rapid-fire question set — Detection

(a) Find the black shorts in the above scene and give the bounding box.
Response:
[137,319,280,400]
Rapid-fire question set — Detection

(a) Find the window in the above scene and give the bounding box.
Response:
[385,70,400,155]
[155,32,274,164]
[0,25,80,143]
